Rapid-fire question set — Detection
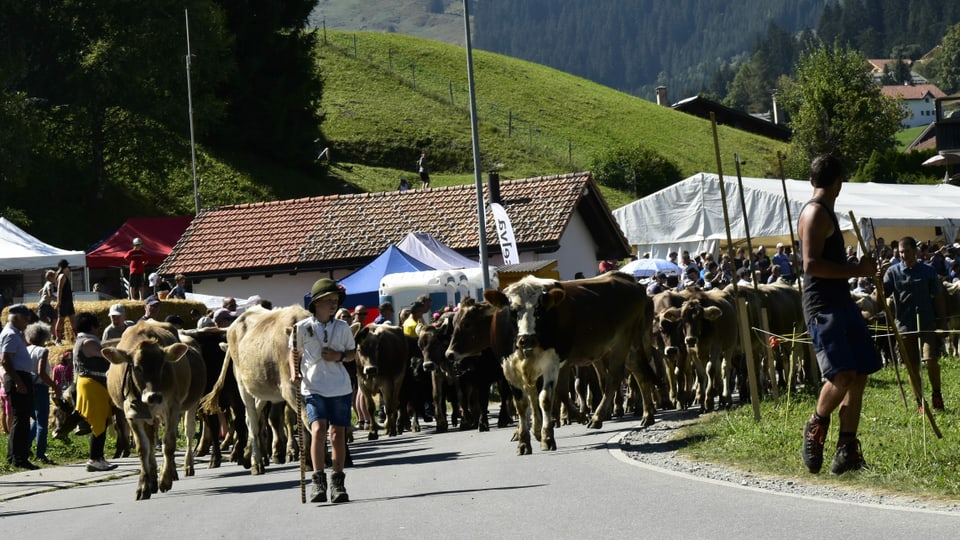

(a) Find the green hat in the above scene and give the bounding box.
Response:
[310,278,346,307]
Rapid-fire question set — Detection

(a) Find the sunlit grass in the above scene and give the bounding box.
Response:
[677,356,960,502]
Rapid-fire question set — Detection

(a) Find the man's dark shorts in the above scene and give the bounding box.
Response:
[305,393,352,427]
[130,273,144,288]
[807,301,882,381]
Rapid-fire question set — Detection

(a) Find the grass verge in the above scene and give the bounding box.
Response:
[676,356,960,502]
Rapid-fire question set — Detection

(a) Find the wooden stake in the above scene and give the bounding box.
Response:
[711,114,760,420]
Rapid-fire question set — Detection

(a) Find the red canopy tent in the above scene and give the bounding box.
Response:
[86,217,193,268]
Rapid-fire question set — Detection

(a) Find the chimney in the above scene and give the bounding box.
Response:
[655,86,669,107]
[771,94,780,125]
[488,171,501,204]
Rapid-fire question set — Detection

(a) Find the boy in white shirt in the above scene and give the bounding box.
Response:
[289,278,356,504]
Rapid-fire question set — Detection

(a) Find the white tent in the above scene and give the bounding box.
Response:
[395,232,480,269]
[613,173,960,258]
[0,217,86,272]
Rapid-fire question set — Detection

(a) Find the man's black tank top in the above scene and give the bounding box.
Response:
[801,199,850,321]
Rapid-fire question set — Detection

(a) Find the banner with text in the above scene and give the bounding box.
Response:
[489,203,519,265]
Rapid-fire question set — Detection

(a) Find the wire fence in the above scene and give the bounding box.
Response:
[319,30,591,170]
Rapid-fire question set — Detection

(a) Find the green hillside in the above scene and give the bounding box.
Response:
[318,31,788,209]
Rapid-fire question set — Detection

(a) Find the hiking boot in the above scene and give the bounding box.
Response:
[310,471,327,503]
[802,415,829,474]
[830,439,866,475]
[932,394,945,412]
[330,471,349,503]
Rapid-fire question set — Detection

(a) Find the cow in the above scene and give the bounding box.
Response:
[102,321,207,500]
[180,327,258,469]
[482,272,658,455]
[660,286,739,412]
[942,281,960,356]
[651,290,692,410]
[417,316,462,433]
[756,281,807,392]
[199,305,310,475]
[354,323,409,440]
[420,312,510,432]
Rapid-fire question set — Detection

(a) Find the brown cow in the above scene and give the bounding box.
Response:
[417,315,461,433]
[102,321,206,500]
[942,281,960,356]
[483,272,658,455]
[651,290,692,410]
[660,287,739,412]
[354,323,408,440]
[757,281,807,391]
[200,305,309,475]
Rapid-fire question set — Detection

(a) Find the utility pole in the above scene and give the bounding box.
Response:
[185,9,200,216]
[463,0,490,289]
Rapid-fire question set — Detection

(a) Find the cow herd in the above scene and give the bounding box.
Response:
[55,270,857,500]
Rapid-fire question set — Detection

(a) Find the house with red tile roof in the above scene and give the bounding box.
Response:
[158,172,631,306]
[880,84,948,128]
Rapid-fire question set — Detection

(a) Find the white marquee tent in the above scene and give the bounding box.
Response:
[613,173,960,258]
[0,217,86,272]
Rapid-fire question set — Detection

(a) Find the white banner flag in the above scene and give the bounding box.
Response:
[489,202,520,265]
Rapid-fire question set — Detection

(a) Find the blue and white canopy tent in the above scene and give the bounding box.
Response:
[339,244,434,313]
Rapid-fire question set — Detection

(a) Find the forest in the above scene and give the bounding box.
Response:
[473,0,960,102]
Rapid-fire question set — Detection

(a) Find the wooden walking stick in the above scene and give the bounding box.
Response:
[291,325,307,503]
[848,211,942,438]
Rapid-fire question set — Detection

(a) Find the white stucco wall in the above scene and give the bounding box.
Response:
[190,269,353,308]
[902,96,938,128]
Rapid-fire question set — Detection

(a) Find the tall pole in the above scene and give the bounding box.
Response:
[185,9,200,216]
[734,154,755,286]
[463,0,490,289]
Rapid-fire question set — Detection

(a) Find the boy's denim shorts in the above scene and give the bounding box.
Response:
[304,393,352,427]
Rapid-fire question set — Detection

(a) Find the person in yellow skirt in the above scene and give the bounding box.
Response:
[52,312,117,471]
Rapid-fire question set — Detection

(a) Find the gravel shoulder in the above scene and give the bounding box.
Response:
[617,408,960,514]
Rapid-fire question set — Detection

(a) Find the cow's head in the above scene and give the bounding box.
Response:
[654,307,684,359]
[419,312,456,374]
[51,382,77,434]
[446,297,497,361]
[487,276,563,357]
[677,299,723,348]
[354,325,405,378]
[103,339,189,406]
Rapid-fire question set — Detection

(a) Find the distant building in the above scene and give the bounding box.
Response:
[880,84,948,129]
[671,95,792,142]
[866,58,928,85]
[159,172,631,306]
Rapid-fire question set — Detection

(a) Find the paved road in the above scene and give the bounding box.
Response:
[1,413,957,538]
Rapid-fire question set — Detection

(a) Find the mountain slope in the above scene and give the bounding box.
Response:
[318,31,788,209]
